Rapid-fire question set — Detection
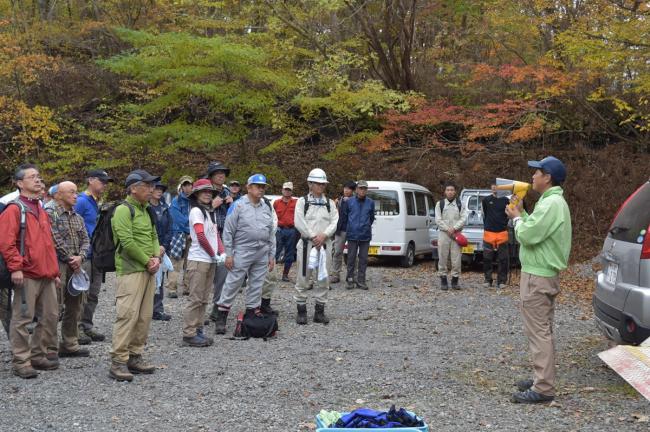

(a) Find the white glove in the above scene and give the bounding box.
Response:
[213,254,226,265]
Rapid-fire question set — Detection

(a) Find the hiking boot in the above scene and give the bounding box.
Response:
[346,278,356,290]
[213,309,229,335]
[77,329,92,345]
[330,275,340,284]
[440,276,449,290]
[260,298,279,316]
[296,304,308,325]
[451,277,460,290]
[515,378,534,392]
[183,333,211,347]
[13,365,38,379]
[182,290,190,296]
[313,303,330,325]
[510,389,554,404]
[167,291,178,299]
[31,357,59,371]
[281,274,290,282]
[127,354,155,375]
[59,347,90,358]
[357,281,369,290]
[109,361,133,382]
[197,327,213,345]
[152,312,172,321]
[46,352,60,363]
[85,328,105,342]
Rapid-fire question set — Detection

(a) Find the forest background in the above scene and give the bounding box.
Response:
[1,0,649,261]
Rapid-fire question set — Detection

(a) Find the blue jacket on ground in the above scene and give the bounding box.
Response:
[170,192,190,234]
[343,196,375,241]
[150,201,172,251]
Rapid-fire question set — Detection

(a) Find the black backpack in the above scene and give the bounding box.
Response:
[303,195,331,215]
[232,310,278,340]
[438,198,461,213]
[92,201,156,273]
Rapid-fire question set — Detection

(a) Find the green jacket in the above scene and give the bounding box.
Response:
[111,195,160,276]
[515,186,572,278]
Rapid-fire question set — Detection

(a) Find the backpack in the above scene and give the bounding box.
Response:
[92,201,156,273]
[438,198,461,213]
[0,200,28,335]
[303,194,331,216]
[232,310,278,340]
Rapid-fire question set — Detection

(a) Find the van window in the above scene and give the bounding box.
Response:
[414,192,427,216]
[405,192,416,216]
[366,190,400,216]
[426,195,435,217]
[467,195,480,211]
[609,182,650,244]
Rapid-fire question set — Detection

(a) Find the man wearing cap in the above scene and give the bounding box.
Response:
[506,156,571,404]
[273,182,298,282]
[206,161,233,321]
[294,168,338,325]
[167,176,194,298]
[46,181,91,358]
[229,180,242,202]
[109,169,161,382]
[341,180,375,290]
[0,164,61,378]
[331,181,356,284]
[43,184,59,211]
[149,182,172,321]
[76,168,113,343]
[213,174,275,334]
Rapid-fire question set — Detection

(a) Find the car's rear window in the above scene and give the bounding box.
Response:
[609,182,650,243]
[367,190,400,216]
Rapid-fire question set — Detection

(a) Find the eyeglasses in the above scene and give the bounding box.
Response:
[20,174,43,181]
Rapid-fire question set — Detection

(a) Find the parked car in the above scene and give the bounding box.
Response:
[344,181,435,267]
[429,188,519,266]
[593,180,650,345]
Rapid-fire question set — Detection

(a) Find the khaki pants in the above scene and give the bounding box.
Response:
[520,272,560,396]
[262,265,279,300]
[58,262,84,352]
[9,278,58,370]
[437,231,461,277]
[294,239,330,305]
[166,256,188,294]
[331,232,346,278]
[110,272,155,363]
[183,260,216,337]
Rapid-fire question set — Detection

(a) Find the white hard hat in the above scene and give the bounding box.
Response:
[307,168,328,184]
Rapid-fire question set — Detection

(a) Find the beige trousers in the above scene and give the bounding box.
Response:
[331,232,347,278]
[9,278,58,370]
[437,231,462,277]
[262,266,277,300]
[520,272,560,396]
[110,271,155,363]
[294,239,330,305]
[183,260,216,337]
[58,262,84,352]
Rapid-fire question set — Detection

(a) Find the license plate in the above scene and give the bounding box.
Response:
[606,263,618,285]
[461,245,475,254]
[368,246,380,256]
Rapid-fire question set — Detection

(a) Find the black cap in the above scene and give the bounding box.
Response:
[87,169,113,183]
[154,181,168,192]
[125,169,160,188]
[207,161,231,177]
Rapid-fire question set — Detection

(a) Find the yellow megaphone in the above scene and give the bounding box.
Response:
[495,178,532,209]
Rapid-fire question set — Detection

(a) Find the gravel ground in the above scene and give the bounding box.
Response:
[1,259,648,431]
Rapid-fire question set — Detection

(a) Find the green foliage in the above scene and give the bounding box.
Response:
[322,131,378,161]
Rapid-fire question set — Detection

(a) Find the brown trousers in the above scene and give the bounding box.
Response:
[110,272,155,363]
[9,278,58,370]
[520,271,560,396]
[183,260,215,337]
[58,262,84,352]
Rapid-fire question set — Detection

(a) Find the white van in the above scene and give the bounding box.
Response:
[347,181,435,267]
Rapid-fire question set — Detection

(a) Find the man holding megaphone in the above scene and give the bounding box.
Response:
[505,156,572,404]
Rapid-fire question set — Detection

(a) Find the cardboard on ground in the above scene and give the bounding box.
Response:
[599,337,650,401]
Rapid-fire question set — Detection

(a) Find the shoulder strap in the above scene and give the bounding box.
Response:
[262,197,272,212]
[8,201,27,256]
[325,197,331,213]
[120,201,136,219]
[456,197,461,211]
[303,194,310,216]
[438,199,445,213]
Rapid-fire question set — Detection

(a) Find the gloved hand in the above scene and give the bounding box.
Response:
[213,254,226,265]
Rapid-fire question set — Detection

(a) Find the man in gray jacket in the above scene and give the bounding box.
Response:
[435,182,468,290]
[212,174,276,334]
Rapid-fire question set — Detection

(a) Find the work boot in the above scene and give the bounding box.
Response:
[515,378,534,392]
[313,303,330,325]
[510,389,554,404]
[282,274,290,282]
[357,280,369,290]
[197,327,213,346]
[182,290,190,296]
[260,298,278,316]
[31,357,59,371]
[214,309,229,335]
[296,304,308,325]
[127,354,155,375]
[77,329,92,345]
[183,332,211,347]
[84,328,105,342]
[451,277,460,290]
[167,291,178,299]
[346,278,356,290]
[109,361,133,382]
[13,365,38,379]
[440,276,448,290]
[152,311,172,321]
[58,347,90,358]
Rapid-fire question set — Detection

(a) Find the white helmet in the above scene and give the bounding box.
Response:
[307,168,329,184]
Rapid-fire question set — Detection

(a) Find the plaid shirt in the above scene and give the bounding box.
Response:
[46,203,91,263]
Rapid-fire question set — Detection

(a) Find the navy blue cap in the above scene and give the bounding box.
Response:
[154,181,168,192]
[87,169,113,183]
[528,156,566,185]
[125,169,160,188]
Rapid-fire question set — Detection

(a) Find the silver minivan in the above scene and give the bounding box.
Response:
[593,180,650,345]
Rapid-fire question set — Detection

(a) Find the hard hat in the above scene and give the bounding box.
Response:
[190,179,216,197]
[454,232,468,247]
[67,269,90,297]
[247,174,269,186]
[307,168,328,184]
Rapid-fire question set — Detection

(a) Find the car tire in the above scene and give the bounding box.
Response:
[400,243,415,268]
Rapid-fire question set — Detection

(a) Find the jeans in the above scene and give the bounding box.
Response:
[276,227,298,272]
[346,240,370,283]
